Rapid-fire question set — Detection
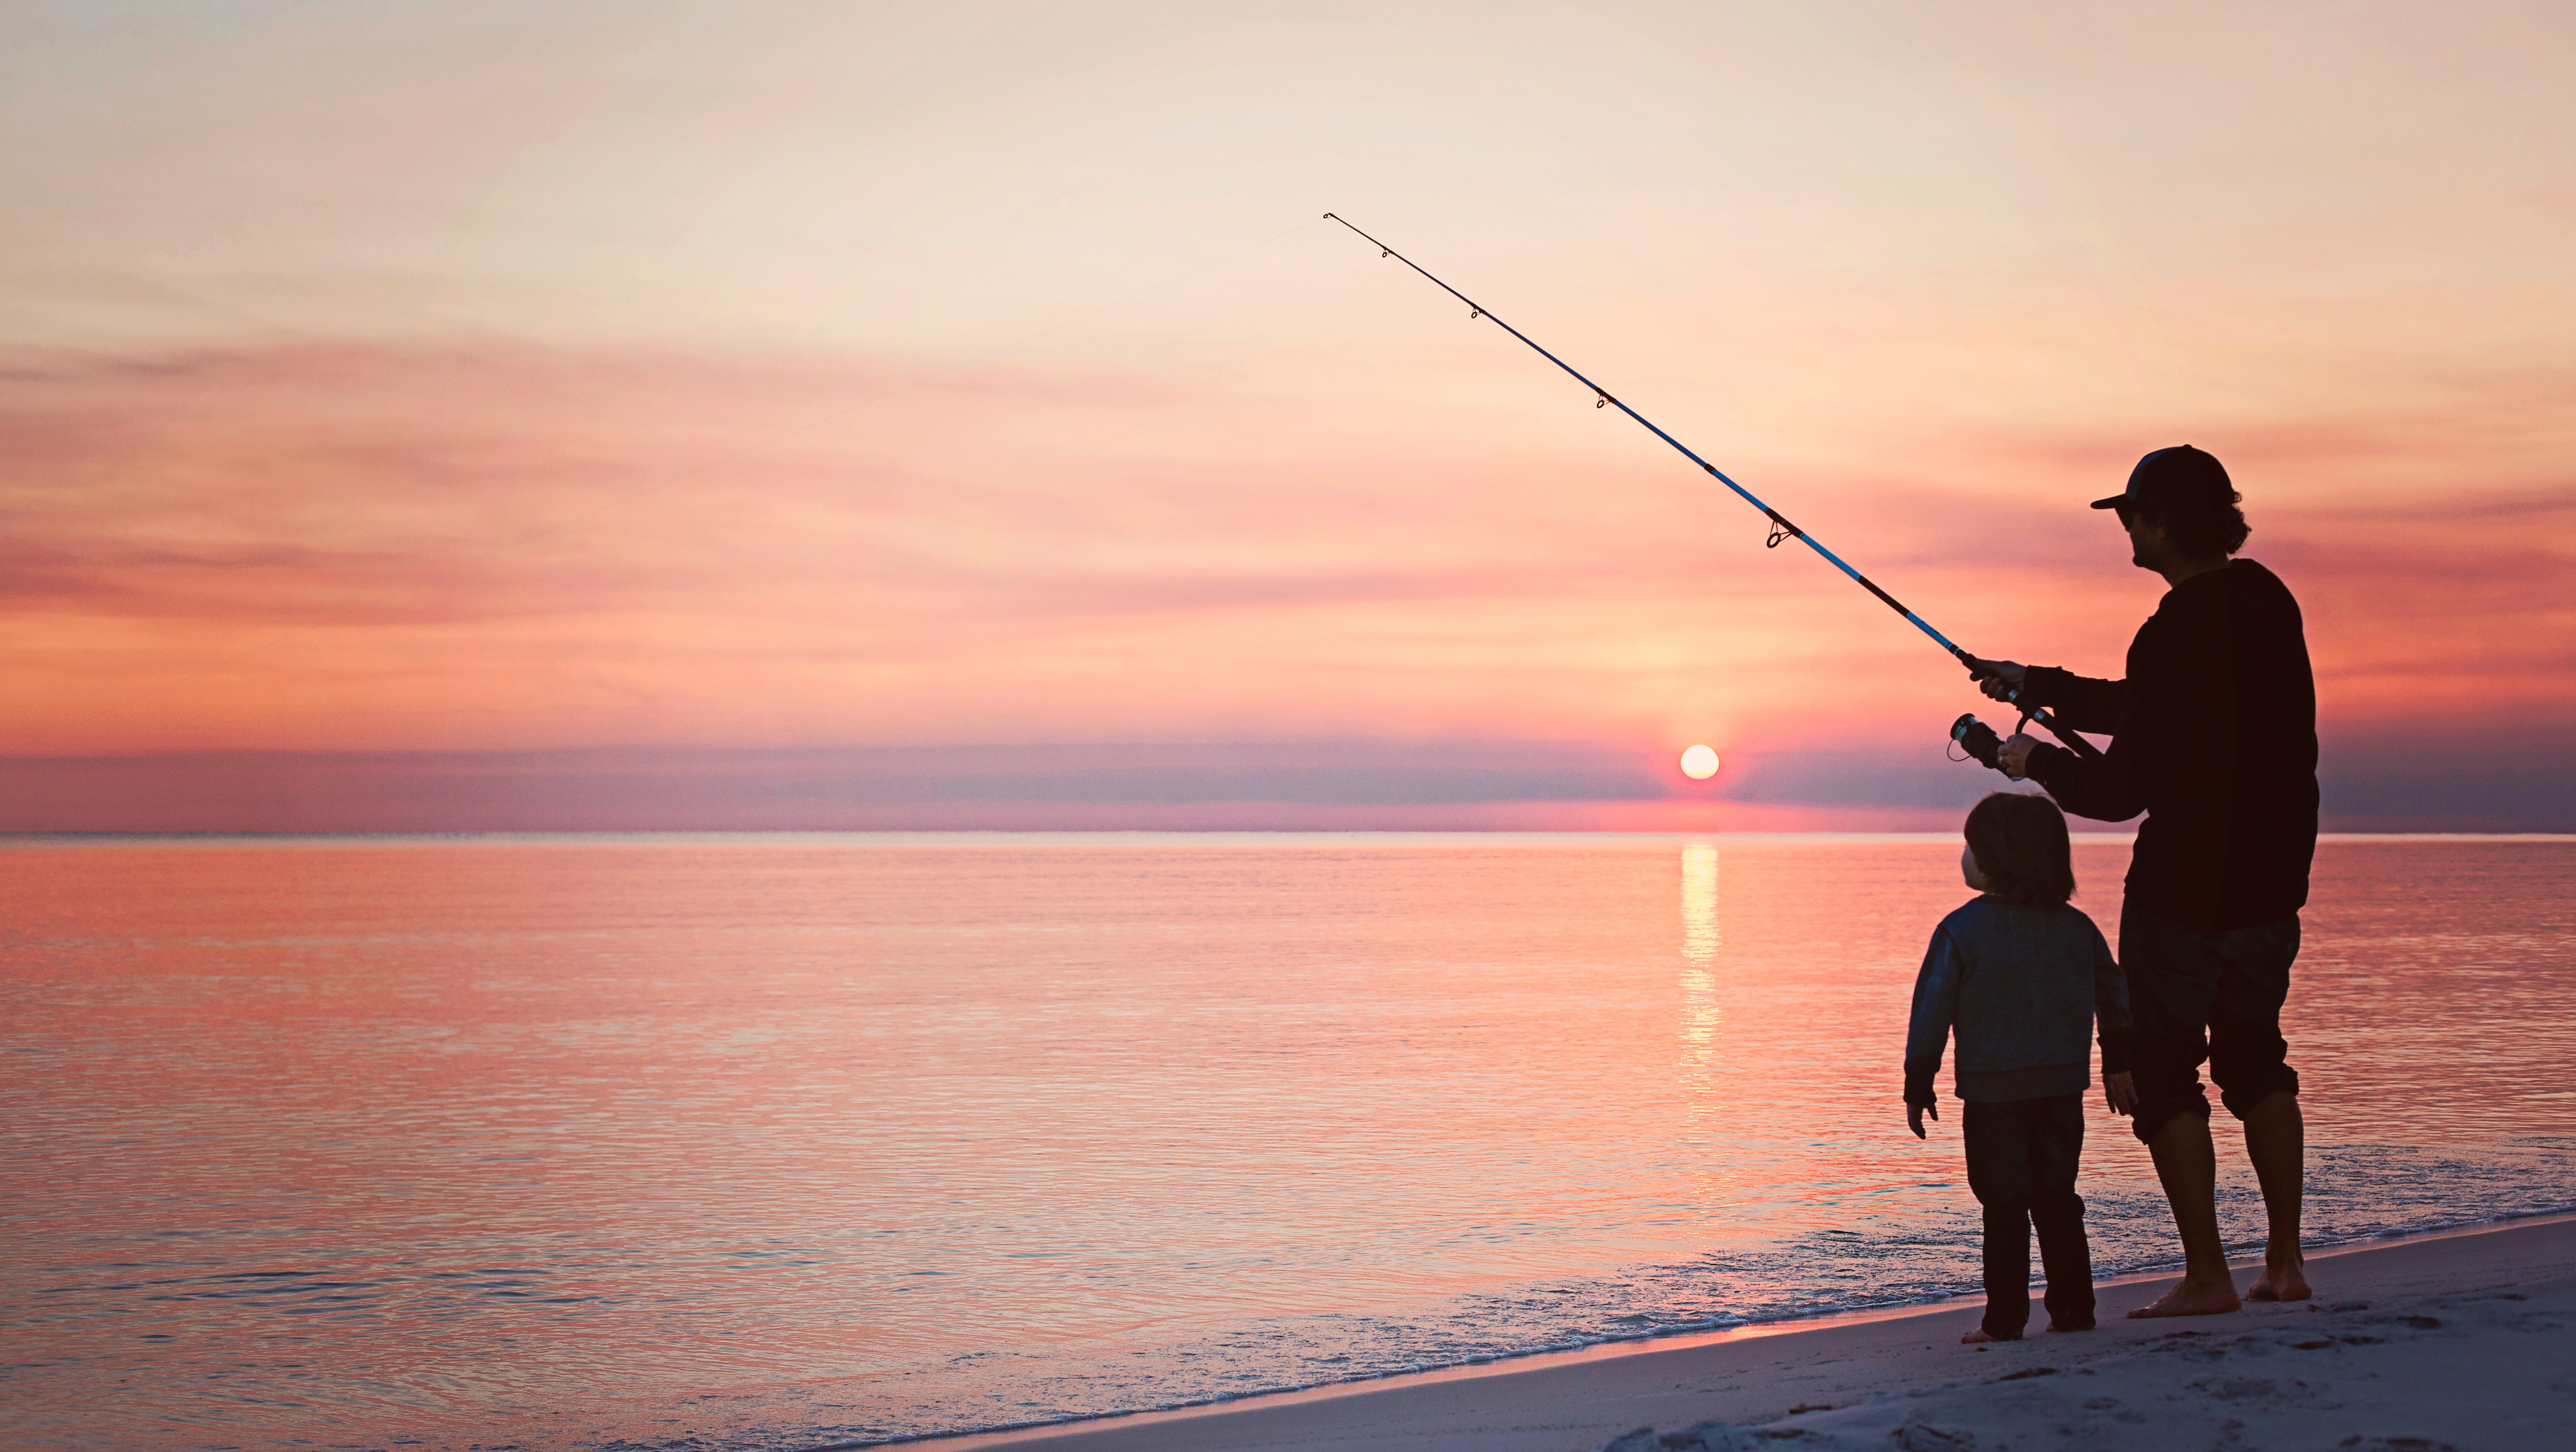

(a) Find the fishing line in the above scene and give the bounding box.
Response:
[1321,212,2101,763]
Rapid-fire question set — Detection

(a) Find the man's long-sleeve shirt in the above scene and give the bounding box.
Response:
[1904,896,2131,1107]
[2020,558,2319,932]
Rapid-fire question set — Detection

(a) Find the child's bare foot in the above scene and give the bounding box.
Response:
[2125,1274,2242,1318]
[2246,1263,2311,1301]
[1959,1327,2020,1344]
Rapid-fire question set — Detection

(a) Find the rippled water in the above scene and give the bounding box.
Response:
[6,834,2573,1449]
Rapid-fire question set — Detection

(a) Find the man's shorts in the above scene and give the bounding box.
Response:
[2118,903,2302,1142]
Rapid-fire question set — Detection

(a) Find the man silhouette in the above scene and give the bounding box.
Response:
[1973,445,2318,1316]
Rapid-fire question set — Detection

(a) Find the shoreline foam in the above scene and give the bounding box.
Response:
[908,1212,2576,1452]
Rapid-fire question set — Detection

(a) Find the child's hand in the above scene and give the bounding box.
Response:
[1907,1102,1937,1139]
[2104,1071,2138,1117]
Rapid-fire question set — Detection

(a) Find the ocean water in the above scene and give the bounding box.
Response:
[6,834,2573,1450]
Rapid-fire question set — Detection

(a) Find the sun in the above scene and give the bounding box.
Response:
[1679,744,1721,780]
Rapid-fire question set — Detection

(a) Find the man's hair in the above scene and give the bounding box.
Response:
[1964,792,2076,907]
[2134,482,2252,558]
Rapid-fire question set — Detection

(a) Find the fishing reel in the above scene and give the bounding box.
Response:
[1951,655,2099,776]
[1951,713,2005,771]
[1951,711,2056,780]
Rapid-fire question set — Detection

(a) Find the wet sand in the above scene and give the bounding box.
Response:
[948,1214,2576,1452]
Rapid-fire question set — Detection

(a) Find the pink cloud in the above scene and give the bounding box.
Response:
[2,342,2569,830]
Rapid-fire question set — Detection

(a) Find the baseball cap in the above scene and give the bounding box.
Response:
[2092,445,2234,512]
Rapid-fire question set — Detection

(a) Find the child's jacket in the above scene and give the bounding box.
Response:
[1904,896,2132,1106]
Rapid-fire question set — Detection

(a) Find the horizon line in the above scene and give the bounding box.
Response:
[6,829,2571,847]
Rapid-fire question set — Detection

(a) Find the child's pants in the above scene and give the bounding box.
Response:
[1963,1093,2094,1337]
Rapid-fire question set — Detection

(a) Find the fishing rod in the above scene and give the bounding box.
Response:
[1320,213,2100,770]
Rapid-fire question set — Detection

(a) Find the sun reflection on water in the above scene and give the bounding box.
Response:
[1678,842,1725,1201]
[1680,842,1720,967]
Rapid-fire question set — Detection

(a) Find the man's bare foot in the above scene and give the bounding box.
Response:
[2125,1275,2241,1318]
[2246,1264,2311,1302]
[2043,1319,2095,1333]
[1960,1327,2020,1344]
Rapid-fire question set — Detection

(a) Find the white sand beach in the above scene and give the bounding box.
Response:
[956,1215,2576,1452]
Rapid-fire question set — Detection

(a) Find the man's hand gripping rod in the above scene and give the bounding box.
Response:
[1321,213,2102,764]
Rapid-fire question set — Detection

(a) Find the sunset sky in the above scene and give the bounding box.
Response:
[5,1,2571,830]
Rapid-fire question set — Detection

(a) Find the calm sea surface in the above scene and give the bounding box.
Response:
[6,835,2574,1450]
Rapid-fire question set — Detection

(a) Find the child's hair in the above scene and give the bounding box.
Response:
[1964,792,2076,907]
